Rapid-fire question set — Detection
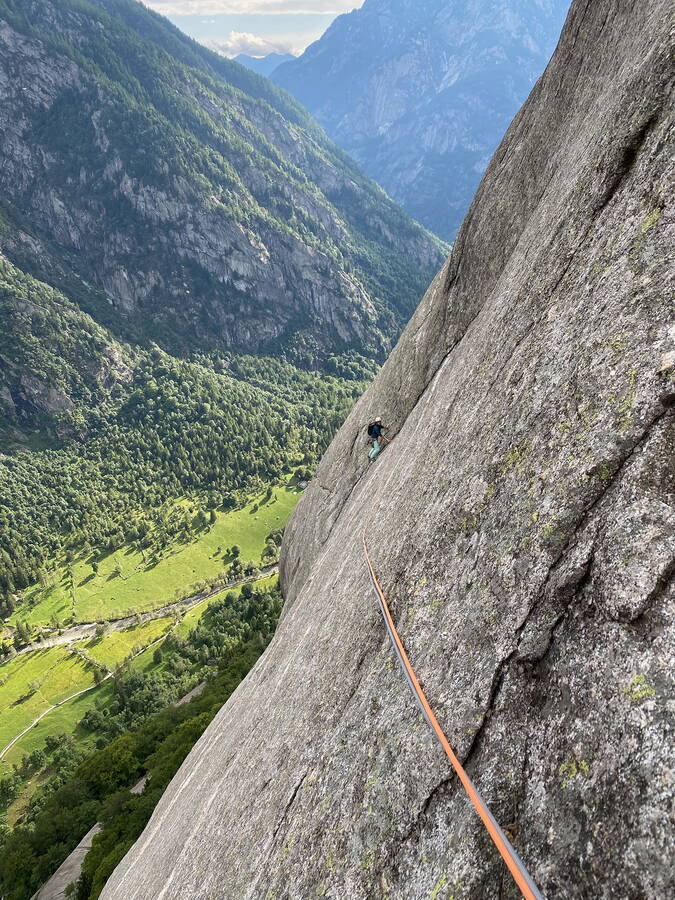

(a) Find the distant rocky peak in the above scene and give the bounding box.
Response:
[274,0,571,240]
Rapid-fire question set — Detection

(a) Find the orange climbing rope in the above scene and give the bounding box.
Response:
[363,534,544,900]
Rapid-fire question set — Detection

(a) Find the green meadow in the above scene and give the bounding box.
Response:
[0,620,175,775]
[0,687,110,784]
[0,649,95,766]
[0,574,282,779]
[85,617,175,670]
[9,482,299,630]
[0,471,298,823]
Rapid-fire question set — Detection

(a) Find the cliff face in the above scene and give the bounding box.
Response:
[102,1,674,897]
[273,0,571,240]
[0,0,443,360]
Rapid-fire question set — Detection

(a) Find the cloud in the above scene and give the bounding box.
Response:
[204,30,299,56]
[144,1,359,14]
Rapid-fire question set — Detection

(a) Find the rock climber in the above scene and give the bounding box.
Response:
[366,417,390,460]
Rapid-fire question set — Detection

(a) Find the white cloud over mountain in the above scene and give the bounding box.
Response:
[204,30,298,55]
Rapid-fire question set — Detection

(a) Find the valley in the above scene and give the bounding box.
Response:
[4,481,297,634]
[0,476,299,834]
[0,571,278,805]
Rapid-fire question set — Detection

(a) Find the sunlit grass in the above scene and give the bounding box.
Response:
[0,649,95,771]
[84,617,175,670]
[10,482,298,629]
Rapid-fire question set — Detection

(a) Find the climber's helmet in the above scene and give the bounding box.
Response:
[374,417,382,423]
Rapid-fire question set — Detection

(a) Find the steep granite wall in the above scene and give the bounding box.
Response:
[102,1,674,897]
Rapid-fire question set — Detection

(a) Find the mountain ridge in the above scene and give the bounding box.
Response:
[274,0,571,240]
[234,53,295,78]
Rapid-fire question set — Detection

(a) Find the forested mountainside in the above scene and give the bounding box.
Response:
[0,0,445,600]
[104,0,674,897]
[0,0,444,362]
[0,252,369,603]
[274,0,570,240]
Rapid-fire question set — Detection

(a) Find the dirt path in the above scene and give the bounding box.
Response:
[0,632,169,762]
[3,565,279,664]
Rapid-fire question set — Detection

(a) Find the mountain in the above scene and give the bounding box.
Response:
[102,0,674,897]
[234,52,295,77]
[0,0,444,364]
[0,0,445,616]
[273,0,571,240]
[0,249,374,604]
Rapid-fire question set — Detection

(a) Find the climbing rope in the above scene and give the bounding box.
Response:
[363,534,544,900]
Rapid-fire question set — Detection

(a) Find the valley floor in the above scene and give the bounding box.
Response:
[6,484,298,631]
[0,481,301,830]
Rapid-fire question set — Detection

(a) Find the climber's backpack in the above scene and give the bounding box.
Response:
[367,422,377,438]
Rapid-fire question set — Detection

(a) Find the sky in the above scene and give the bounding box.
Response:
[144,1,363,57]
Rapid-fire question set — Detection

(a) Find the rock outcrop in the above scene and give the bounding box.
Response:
[102,1,674,897]
[273,0,571,241]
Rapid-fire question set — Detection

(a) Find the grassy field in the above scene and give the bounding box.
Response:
[0,573,281,778]
[0,683,115,824]
[85,617,175,670]
[0,621,179,775]
[4,767,52,826]
[0,687,110,783]
[0,618,178,775]
[0,475,296,823]
[0,649,96,768]
[9,482,299,630]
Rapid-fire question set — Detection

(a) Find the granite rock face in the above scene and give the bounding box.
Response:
[103,1,674,897]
